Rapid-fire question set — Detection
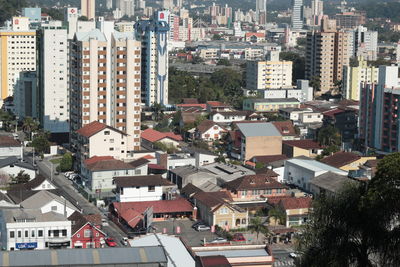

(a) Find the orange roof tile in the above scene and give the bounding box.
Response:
[141,128,182,143]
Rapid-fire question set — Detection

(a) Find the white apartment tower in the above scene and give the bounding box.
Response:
[37,22,70,133]
[70,29,142,152]
[0,17,36,102]
[292,0,304,30]
[135,11,170,106]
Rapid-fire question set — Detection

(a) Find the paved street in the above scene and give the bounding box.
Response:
[272,245,296,267]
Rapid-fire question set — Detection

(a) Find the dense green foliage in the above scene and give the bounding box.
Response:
[0,0,26,24]
[280,52,305,84]
[31,131,50,156]
[317,125,341,147]
[298,153,400,266]
[168,67,245,109]
[10,171,30,185]
[57,153,73,172]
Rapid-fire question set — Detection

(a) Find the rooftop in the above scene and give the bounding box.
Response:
[272,121,297,136]
[197,120,225,133]
[1,209,69,223]
[76,121,126,138]
[20,190,77,211]
[111,198,193,214]
[320,152,361,168]
[237,122,281,137]
[287,158,348,174]
[114,175,173,188]
[0,135,20,147]
[75,29,107,42]
[310,171,358,194]
[141,128,182,143]
[247,98,300,103]
[223,174,286,191]
[0,247,167,266]
[85,158,137,171]
[279,197,312,210]
[251,154,288,164]
[283,140,322,149]
[196,248,269,258]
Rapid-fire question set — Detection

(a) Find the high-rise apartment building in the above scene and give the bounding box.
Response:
[306,19,352,93]
[81,0,96,20]
[292,0,304,30]
[135,11,169,106]
[0,17,36,102]
[311,0,323,26]
[335,11,366,29]
[342,57,378,101]
[352,25,378,61]
[256,0,267,25]
[37,22,70,134]
[69,29,142,153]
[246,58,293,90]
[116,0,135,18]
[359,65,400,153]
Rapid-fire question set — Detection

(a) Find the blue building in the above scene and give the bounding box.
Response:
[22,8,41,23]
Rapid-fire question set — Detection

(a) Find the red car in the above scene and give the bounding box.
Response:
[105,237,117,247]
[232,233,246,242]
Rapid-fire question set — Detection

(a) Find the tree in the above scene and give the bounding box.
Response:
[31,132,50,157]
[22,117,39,140]
[58,153,73,172]
[0,110,15,132]
[268,207,286,226]
[10,171,30,184]
[78,16,88,21]
[248,216,269,240]
[217,58,231,66]
[317,125,341,147]
[297,153,400,267]
[310,75,321,92]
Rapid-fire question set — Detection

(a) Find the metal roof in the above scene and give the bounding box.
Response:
[131,234,195,267]
[236,122,281,137]
[196,248,269,258]
[0,247,167,266]
[286,158,348,174]
[75,29,107,42]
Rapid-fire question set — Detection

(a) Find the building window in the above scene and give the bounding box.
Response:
[31,230,35,237]
[148,186,155,192]
[51,206,57,211]
[109,147,114,151]
[25,230,28,238]
[135,169,141,175]
[84,229,92,238]
[38,230,43,237]
[104,131,110,135]
[62,230,67,236]
[219,207,228,214]
[9,231,14,238]
[18,231,21,238]
[53,230,60,237]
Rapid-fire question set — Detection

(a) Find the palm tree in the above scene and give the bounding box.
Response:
[22,117,39,140]
[248,216,270,240]
[0,110,15,132]
[268,207,286,226]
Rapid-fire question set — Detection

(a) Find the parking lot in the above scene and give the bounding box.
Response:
[152,219,219,247]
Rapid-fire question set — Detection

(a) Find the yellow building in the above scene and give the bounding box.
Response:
[321,151,376,171]
[246,59,293,90]
[0,17,36,100]
[282,140,323,158]
[343,57,378,101]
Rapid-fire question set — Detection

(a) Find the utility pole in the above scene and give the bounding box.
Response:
[51,163,53,182]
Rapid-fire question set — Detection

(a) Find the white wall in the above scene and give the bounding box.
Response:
[201,126,225,141]
[284,161,319,191]
[211,113,246,123]
[195,153,217,167]
[118,185,163,202]
[41,200,76,217]
[88,128,128,159]
[299,112,323,123]
[0,147,22,158]
[0,166,36,180]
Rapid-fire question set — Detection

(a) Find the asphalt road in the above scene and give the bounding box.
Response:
[32,155,127,246]
[272,248,296,267]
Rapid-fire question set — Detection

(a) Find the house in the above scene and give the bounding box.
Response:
[141,128,182,150]
[68,211,106,249]
[320,152,376,172]
[0,156,36,180]
[0,135,21,158]
[249,154,288,169]
[298,112,323,124]
[0,247,168,266]
[245,32,266,43]
[209,111,249,124]
[192,191,249,229]
[114,175,175,202]
[282,140,323,158]
[199,162,255,184]
[110,198,194,226]
[168,166,217,189]
[232,122,282,161]
[357,159,378,180]
[75,121,130,168]
[206,101,232,113]
[272,121,298,140]
[279,107,314,122]
[284,157,348,191]
[278,197,312,227]
[20,190,78,217]
[0,208,71,250]
[222,174,287,201]
[81,156,149,194]
[196,120,227,142]
[309,171,359,196]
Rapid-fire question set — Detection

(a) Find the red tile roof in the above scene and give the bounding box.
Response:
[224,174,286,191]
[0,136,20,147]
[279,197,312,210]
[176,103,207,109]
[76,121,107,137]
[283,140,321,150]
[320,152,361,168]
[322,108,345,118]
[84,156,114,166]
[199,255,231,267]
[112,198,194,214]
[206,101,229,107]
[142,155,155,160]
[85,159,137,171]
[183,98,199,104]
[141,128,182,143]
[197,120,226,134]
[120,209,142,228]
[245,32,265,38]
[272,121,297,136]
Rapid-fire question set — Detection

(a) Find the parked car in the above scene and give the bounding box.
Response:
[105,237,117,247]
[192,221,205,229]
[232,233,246,242]
[101,218,109,227]
[210,237,228,244]
[121,237,129,246]
[289,252,299,258]
[196,225,211,231]
[64,171,74,178]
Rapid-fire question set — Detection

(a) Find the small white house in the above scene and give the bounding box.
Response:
[114,175,175,202]
[298,112,323,124]
[283,158,348,191]
[20,190,78,217]
[0,136,22,158]
[196,120,227,142]
[0,157,36,180]
[209,111,248,123]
